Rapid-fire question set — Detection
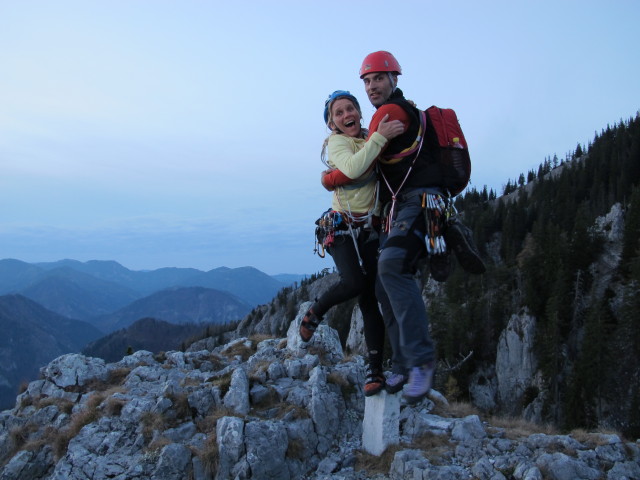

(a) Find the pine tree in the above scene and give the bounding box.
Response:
[621,186,640,274]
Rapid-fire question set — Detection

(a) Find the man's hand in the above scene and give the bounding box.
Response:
[368,104,410,139]
[377,113,405,140]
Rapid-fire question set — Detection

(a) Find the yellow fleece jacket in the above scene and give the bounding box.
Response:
[326,131,387,215]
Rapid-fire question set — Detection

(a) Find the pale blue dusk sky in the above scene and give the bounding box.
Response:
[1,1,638,275]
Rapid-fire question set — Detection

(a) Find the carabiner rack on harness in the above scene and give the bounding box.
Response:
[314,209,344,258]
[423,192,454,256]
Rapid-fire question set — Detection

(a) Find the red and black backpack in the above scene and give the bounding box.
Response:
[380,102,472,197]
[424,105,471,196]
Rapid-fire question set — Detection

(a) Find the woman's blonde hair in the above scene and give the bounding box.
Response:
[321,96,366,166]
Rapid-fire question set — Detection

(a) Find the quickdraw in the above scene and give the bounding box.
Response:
[423,192,455,256]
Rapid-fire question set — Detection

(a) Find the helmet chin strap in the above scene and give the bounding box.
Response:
[388,73,398,93]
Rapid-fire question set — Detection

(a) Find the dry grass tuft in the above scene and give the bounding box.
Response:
[251,387,280,411]
[8,424,39,452]
[412,432,454,465]
[167,392,193,420]
[222,341,255,361]
[147,435,171,453]
[277,403,309,420]
[431,400,479,419]
[208,354,226,371]
[249,333,275,345]
[34,396,75,414]
[327,371,356,399]
[286,437,305,460]
[196,433,219,475]
[85,392,107,411]
[211,372,233,397]
[5,391,117,462]
[141,411,168,441]
[195,407,236,434]
[106,367,131,386]
[21,426,57,453]
[355,445,402,476]
[51,397,103,459]
[488,414,557,440]
[104,397,126,417]
[355,432,453,475]
[569,428,623,448]
[154,351,167,363]
[17,393,34,409]
[181,376,203,387]
[248,360,271,383]
[81,367,131,394]
[305,346,331,366]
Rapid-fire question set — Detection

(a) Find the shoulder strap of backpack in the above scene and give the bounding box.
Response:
[382,110,427,164]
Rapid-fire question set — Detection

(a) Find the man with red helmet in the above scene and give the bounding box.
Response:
[358,51,439,403]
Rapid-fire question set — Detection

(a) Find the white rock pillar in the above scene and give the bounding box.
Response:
[362,390,400,455]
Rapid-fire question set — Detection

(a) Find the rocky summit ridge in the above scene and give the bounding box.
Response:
[1,304,639,480]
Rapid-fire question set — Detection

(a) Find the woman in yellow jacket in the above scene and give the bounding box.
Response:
[300,90,403,396]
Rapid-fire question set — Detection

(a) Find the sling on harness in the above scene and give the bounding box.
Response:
[378,110,426,234]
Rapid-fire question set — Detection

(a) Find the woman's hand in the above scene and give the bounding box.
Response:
[376,114,405,140]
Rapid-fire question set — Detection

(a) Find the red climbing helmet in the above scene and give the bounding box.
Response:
[359,51,402,78]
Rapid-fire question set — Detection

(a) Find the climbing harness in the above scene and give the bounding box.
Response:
[314,164,380,274]
[313,207,375,273]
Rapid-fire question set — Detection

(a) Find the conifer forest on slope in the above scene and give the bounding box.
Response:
[435,112,640,438]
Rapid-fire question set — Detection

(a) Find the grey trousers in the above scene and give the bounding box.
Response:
[376,188,436,375]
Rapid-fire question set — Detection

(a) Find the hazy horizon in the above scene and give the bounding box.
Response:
[2,1,638,274]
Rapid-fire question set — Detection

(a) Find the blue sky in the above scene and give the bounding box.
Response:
[1,1,638,275]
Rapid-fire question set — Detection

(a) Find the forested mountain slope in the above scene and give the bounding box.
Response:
[433,112,640,437]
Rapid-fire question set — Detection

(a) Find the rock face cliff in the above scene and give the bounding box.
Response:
[1,303,639,480]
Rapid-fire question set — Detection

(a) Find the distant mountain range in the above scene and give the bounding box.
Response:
[0,259,306,322]
[0,294,103,409]
[0,258,307,410]
[92,286,251,332]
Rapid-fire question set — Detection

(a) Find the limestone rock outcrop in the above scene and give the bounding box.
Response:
[1,307,638,479]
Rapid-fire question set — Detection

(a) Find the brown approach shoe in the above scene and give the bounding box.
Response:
[299,309,321,342]
[364,365,386,397]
